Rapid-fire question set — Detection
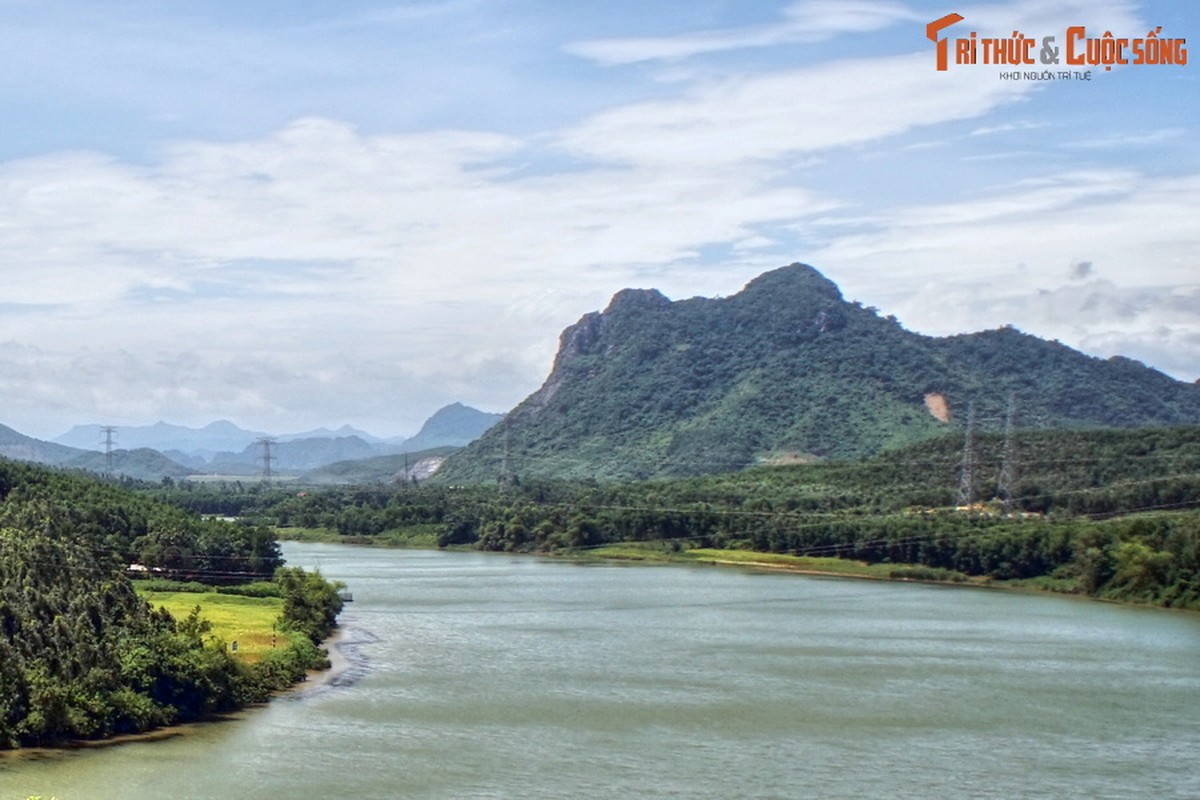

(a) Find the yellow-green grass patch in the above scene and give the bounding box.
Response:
[139,591,284,663]
[581,544,975,583]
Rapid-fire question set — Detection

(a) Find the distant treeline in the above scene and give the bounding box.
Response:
[147,426,1200,609]
[0,461,282,582]
[0,459,343,748]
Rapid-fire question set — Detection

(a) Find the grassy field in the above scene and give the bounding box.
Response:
[577,543,977,584]
[275,524,442,548]
[140,591,285,663]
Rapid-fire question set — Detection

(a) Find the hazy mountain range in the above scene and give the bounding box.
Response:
[0,404,502,481]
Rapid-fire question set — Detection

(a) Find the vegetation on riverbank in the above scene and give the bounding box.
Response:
[0,460,344,749]
[574,544,975,583]
[145,426,1200,610]
[139,591,284,663]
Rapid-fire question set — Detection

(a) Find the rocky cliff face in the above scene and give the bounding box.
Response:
[437,263,1200,483]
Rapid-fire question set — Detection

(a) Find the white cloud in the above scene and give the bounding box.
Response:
[806,169,1200,380]
[558,52,1031,168]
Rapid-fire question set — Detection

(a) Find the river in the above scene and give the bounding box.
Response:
[2,543,1198,799]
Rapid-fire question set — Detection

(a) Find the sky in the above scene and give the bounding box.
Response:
[0,0,1196,440]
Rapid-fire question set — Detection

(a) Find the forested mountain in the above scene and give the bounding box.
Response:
[438,264,1200,482]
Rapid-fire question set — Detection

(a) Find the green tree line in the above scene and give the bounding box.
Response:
[0,459,343,748]
[0,460,283,581]
[167,426,1200,609]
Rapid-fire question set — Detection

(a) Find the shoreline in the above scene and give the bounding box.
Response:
[293,626,351,693]
[0,628,349,757]
[281,534,1197,612]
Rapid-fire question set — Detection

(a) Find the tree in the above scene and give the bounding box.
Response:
[275,567,344,644]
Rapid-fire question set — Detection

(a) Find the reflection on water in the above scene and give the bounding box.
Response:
[2,543,1198,800]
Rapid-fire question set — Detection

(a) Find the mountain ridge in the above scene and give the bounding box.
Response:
[437,263,1200,482]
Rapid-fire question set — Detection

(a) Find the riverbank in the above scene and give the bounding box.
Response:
[275,531,1200,612]
[275,531,1067,595]
[294,627,350,693]
[0,625,346,758]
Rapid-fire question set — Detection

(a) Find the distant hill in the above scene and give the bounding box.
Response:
[400,403,503,452]
[62,448,196,481]
[210,436,385,473]
[276,424,398,445]
[42,404,494,478]
[2,424,195,481]
[1,423,84,466]
[54,420,265,458]
[437,263,1200,482]
[301,447,459,485]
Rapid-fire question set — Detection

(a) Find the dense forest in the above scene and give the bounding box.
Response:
[153,426,1200,609]
[0,460,343,748]
[0,460,283,581]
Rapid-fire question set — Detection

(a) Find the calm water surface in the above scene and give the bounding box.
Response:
[2,543,1198,799]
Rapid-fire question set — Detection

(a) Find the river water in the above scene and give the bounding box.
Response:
[2,543,1198,799]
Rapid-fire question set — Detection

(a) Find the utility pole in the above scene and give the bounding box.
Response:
[996,393,1019,512]
[101,426,117,476]
[257,437,277,482]
[956,402,978,508]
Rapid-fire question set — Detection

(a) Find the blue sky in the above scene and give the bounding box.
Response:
[0,0,1196,439]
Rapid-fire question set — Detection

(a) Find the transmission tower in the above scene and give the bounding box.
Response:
[956,402,978,508]
[996,393,1019,512]
[499,418,512,489]
[101,426,117,476]
[257,437,277,481]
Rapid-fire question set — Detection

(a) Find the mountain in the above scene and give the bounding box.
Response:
[1,423,85,465]
[61,448,196,481]
[277,424,396,445]
[223,435,384,472]
[54,420,266,458]
[45,405,490,477]
[400,403,503,452]
[2,423,195,480]
[437,263,1200,482]
[285,405,499,483]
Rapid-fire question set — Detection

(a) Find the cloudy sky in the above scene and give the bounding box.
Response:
[1,0,1196,440]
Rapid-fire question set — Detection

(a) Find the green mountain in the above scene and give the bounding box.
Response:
[400,403,503,452]
[61,447,196,481]
[0,423,83,465]
[437,263,1200,482]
